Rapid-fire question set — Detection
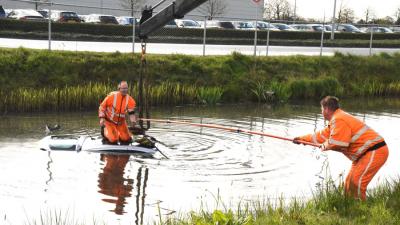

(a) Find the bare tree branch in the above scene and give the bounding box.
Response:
[264,0,292,21]
[120,0,144,17]
[199,0,227,20]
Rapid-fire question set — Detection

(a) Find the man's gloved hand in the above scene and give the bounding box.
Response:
[293,137,302,145]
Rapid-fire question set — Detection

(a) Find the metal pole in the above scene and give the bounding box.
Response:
[331,0,337,40]
[132,18,136,53]
[320,15,325,57]
[203,16,207,56]
[253,5,258,57]
[48,3,52,51]
[266,22,270,56]
[101,0,103,13]
[294,0,297,20]
[369,25,374,56]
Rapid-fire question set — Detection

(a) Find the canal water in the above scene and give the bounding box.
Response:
[0,99,399,224]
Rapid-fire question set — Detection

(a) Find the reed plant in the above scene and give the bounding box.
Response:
[0,82,224,113]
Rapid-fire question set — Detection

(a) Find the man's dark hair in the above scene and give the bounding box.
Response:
[320,96,340,111]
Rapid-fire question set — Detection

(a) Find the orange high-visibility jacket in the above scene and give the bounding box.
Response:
[99,91,136,125]
[299,109,384,161]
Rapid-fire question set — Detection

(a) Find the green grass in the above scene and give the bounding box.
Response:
[21,179,400,225]
[163,179,400,225]
[1,48,400,112]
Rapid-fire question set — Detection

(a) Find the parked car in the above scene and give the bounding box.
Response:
[7,9,45,21]
[164,19,178,28]
[0,5,6,18]
[50,10,81,23]
[271,23,298,31]
[289,24,324,32]
[362,27,394,33]
[117,16,138,25]
[175,19,201,28]
[231,21,255,30]
[335,24,364,33]
[85,14,118,24]
[200,20,235,29]
[250,21,279,31]
[37,9,49,18]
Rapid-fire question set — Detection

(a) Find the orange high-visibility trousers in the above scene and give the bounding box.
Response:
[103,120,132,144]
[345,145,388,200]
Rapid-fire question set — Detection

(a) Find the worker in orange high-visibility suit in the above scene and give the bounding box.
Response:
[294,96,388,200]
[99,81,137,144]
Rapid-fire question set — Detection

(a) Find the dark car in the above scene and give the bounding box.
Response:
[51,11,81,23]
[0,5,6,18]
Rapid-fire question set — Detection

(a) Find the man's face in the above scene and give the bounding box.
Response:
[119,82,128,96]
[321,106,331,120]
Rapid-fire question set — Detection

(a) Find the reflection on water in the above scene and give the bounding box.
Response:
[97,154,148,225]
[0,98,400,224]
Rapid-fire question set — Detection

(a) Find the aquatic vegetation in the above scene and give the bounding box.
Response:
[1,48,400,112]
[0,82,224,112]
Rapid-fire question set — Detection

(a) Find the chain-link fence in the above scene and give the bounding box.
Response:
[1,0,400,56]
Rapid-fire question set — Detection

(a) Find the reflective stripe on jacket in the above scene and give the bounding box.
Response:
[300,109,384,161]
[99,91,136,125]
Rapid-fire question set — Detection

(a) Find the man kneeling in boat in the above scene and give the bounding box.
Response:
[99,81,137,145]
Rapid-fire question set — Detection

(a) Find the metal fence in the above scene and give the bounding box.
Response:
[1,0,400,56]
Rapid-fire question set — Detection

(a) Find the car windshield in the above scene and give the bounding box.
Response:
[166,20,176,25]
[239,22,253,28]
[61,12,78,17]
[312,25,324,31]
[346,25,361,32]
[183,20,199,27]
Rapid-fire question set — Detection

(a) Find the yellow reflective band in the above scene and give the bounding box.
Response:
[329,138,350,147]
[354,136,383,158]
[351,125,369,143]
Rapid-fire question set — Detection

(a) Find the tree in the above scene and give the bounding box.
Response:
[264,0,293,21]
[120,0,144,18]
[395,7,400,25]
[199,0,227,20]
[363,7,376,24]
[336,1,355,24]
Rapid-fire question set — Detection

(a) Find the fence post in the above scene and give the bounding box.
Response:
[320,17,325,57]
[132,18,136,53]
[203,16,207,56]
[266,21,270,56]
[369,25,374,56]
[254,20,258,57]
[48,2,52,51]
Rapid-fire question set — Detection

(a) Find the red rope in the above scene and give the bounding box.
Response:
[138,118,320,147]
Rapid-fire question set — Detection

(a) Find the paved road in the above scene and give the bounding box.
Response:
[1,38,399,56]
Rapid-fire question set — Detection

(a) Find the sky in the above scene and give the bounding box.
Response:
[288,0,400,21]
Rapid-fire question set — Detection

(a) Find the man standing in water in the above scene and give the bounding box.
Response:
[294,96,389,200]
[99,81,137,144]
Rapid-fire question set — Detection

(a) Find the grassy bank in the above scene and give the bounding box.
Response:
[163,179,400,225]
[1,48,400,112]
[22,179,400,225]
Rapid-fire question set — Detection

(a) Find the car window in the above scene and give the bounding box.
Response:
[61,12,78,17]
